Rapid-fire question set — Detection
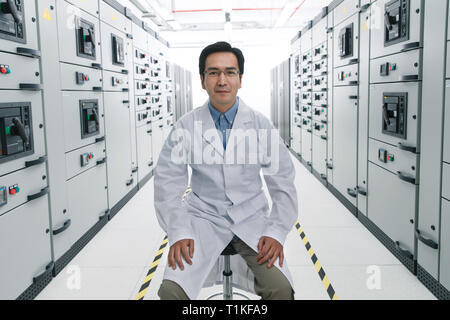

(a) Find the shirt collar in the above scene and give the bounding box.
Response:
[208,97,239,124]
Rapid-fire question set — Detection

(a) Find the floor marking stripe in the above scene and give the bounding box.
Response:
[136,235,169,300]
[136,187,192,300]
[295,220,338,300]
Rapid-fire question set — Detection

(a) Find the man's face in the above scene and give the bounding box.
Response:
[201,51,242,109]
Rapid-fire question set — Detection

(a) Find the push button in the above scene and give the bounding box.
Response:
[9,185,19,195]
[0,65,11,74]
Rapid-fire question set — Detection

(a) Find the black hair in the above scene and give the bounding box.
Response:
[199,41,245,76]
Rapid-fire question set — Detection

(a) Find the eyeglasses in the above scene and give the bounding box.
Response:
[204,69,240,78]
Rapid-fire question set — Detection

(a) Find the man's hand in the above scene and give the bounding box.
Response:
[256,236,284,268]
[168,239,194,271]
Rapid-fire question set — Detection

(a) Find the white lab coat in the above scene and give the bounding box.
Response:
[154,99,299,299]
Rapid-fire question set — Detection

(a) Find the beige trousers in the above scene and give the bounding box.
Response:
[158,238,294,300]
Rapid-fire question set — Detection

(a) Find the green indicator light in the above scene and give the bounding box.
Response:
[87,114,90,120]
[5,126,10,135]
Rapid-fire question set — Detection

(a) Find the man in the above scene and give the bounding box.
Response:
[154,41,298,300]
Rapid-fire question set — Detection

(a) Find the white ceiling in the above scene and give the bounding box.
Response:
[152,0,331,30]
[125,0,333,47]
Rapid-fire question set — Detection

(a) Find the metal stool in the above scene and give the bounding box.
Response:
[207,242,251,300]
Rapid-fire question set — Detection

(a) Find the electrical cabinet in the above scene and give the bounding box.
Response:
[103,92,134,208]
[367,162,416,259]
[151,119,164,168]
[444,82,450,163]
[57,1,102,68]
[334,14,359,68]
[0,0,184,299]
[440,199,450,291]
[0,0,40,55]
[332,86,358,206]
[0,191,51,300]
[371,0,423,59]
[369,83,419,149]
[284,0,450,300]
[0,102,33,165]
[0,0,51,300]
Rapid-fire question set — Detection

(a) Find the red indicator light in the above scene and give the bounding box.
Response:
[0,67,7,74]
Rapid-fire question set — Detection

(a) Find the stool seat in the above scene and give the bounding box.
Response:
[220,243,237,256]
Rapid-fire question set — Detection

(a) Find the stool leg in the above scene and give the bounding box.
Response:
[223,255,232,300]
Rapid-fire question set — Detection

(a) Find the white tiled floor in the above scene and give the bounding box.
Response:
[36,154,436,300]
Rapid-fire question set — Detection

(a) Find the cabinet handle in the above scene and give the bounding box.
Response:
[33,262,54,284]
[96,158,107,165]
[25,156,47,168]
[357,186,367,196]
[321,135,327,141]
[92,86,102,92]
[16,47,41,58]
[395,241,413,259]
[95,136,105,143]
[398,143,417,154]
[347,188,357,198]
[19,83,42,91]
[349,58,359,64]
[148,161,154,167]
[307,129,312,133]
[349,95,358,100]
[401,42,421,53]
[359,3,371,12]
[27,187,49,202]
[126,179,134,186]
[132,167,138,173]
[397,171,416,185]
[320,174,327,180]
[121,69,129,75]
[53,219,71,235]
[415,230,438,249]
[91,63,102,69]
[326,163,333,170]
[400,74,419,81]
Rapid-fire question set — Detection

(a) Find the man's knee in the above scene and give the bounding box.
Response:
[263,280,294,300]
[158,280,190,300]
[256,272,294,300]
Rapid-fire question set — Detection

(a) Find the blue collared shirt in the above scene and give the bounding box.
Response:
[208,97,240,243]
[208,97,239,150]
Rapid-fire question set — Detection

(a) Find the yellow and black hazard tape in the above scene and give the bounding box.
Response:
[136,235,169,300]
[295,221,338,300]
[136,187,192,300]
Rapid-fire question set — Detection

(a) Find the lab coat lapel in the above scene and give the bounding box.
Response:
[200,102,224,157]
[227,99,253,155]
